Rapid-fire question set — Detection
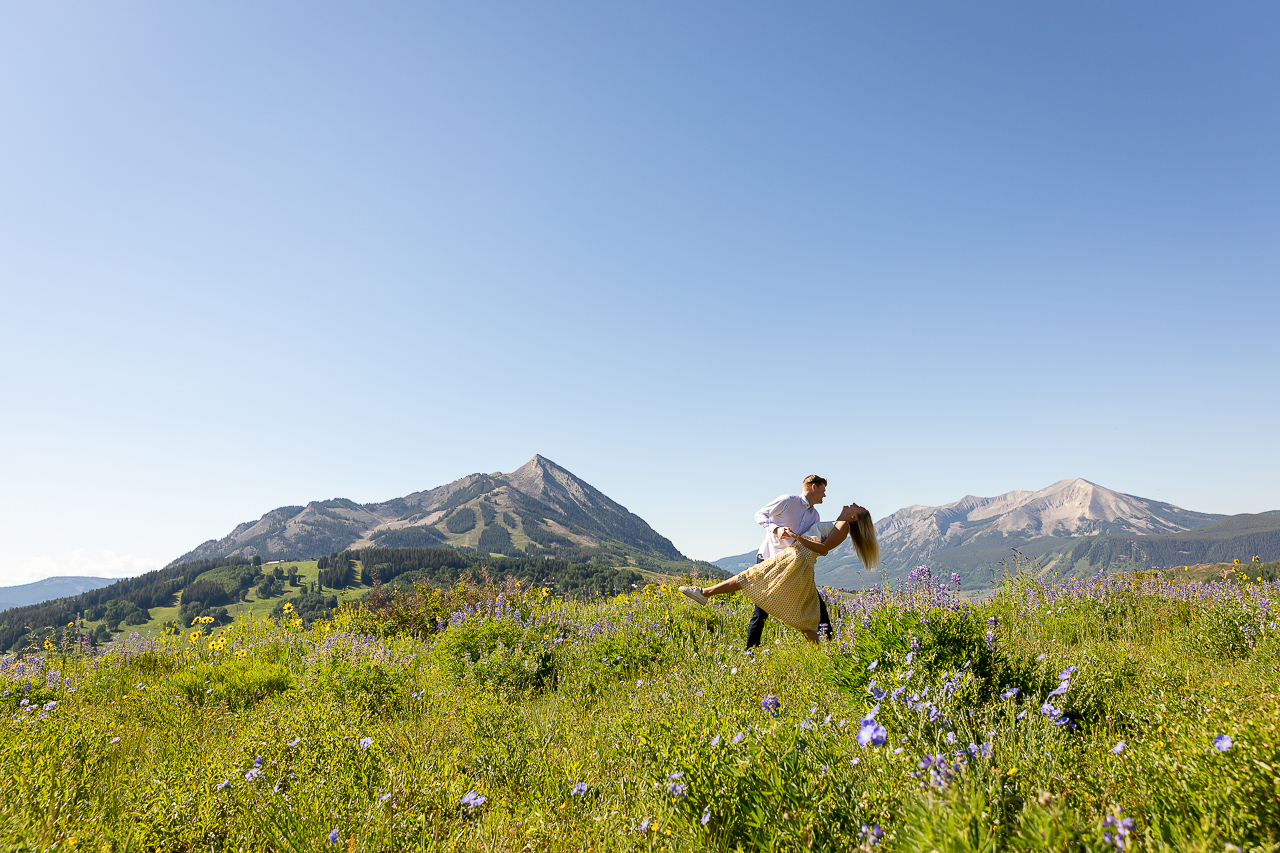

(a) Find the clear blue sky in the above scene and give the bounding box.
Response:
[2,2,1277,584]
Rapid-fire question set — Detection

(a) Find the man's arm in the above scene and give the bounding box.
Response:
[754,495,799,537]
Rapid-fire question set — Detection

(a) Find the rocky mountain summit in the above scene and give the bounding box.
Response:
[715,478,1245,588]
[817,478,1228,586]
[169,456,683,566]
[877,477,1222,555]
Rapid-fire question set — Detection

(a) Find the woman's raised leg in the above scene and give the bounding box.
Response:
[702,578,742,596]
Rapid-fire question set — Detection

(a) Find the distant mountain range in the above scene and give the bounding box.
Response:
[0,576,117,612]
[714,478,1280,588]
[171,455,684,566]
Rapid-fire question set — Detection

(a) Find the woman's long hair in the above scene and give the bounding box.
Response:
[849,515,880,568]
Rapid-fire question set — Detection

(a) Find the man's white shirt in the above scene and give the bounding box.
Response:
[754,494,820,560]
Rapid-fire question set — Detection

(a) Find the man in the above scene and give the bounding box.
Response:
[745,475,833,648]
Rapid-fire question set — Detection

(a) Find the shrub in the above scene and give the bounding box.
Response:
[171,661,292,710]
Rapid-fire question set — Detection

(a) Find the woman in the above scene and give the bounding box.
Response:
[681,503,879,644]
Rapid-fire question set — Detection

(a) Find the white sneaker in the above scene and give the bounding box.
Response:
[679,586,709,606]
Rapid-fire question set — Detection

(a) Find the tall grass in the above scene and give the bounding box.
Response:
[1,566,1277,851]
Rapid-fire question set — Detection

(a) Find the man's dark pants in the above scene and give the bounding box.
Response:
[744,552,831,648]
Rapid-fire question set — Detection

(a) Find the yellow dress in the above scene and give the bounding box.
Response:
[733,544,820,633]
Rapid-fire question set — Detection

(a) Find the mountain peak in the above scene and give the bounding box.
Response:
[813,478,1227,588]
[169,456,684,565]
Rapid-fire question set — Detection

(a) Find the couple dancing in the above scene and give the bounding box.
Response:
[680,475,879,645]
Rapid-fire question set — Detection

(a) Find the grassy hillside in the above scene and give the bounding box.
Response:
[11,549,722,651]
[3,564,1278,849]
[104,560,361,638]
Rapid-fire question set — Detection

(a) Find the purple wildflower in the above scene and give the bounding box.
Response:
[857,720,887,747]
[701,805,710,826]
[1112,741,1125,754]
[1214,734,1233,751]
[1101,807,1134,849]
[328,828,339,844]
[571,782,588,796]
[761,696,781,718]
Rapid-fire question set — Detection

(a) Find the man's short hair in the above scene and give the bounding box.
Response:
[803,475,827,488]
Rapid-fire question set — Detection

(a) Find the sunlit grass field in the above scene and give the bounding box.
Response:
[3,562,1278,852]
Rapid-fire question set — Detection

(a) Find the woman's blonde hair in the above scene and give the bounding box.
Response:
[850,515,880,568]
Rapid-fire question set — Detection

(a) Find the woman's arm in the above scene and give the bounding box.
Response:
[784,520,850,556]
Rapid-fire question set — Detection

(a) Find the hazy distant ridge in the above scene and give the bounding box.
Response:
[0,576,116,612]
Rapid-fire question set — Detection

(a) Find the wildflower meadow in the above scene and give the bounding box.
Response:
[3,561,1279,852]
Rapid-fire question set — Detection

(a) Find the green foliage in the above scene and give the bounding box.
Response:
[255,575,285,599]
[522,513,572,548]
[477,522,514,554]
[445,507,478,534]
[439,625,555,693]
[368,525,447,548]
[97,598,149,630]
[319,557,352,589]
[172,661,292,710]
[192,562,263,599]
[1188,595,1265,660]
[271,590,338,623]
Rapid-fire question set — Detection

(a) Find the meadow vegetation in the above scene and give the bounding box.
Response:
[2,558,1278,851]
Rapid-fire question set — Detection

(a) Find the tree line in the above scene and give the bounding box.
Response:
[0,556,252,651]
[347,547,646,599]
